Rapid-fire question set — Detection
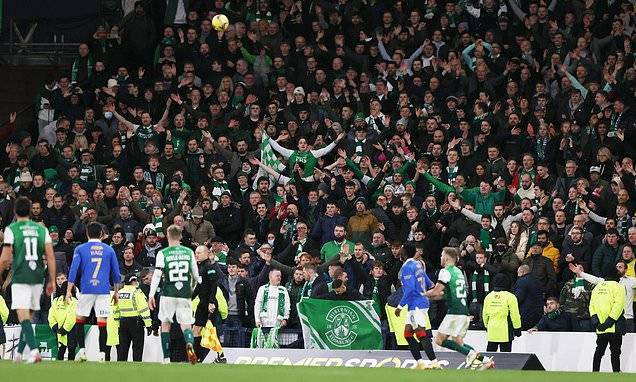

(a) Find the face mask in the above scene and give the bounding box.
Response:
[268,239,275,246]
[104,112,113,119]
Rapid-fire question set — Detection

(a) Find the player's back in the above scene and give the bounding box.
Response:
[69,239,120,294]
[441,265,469,315]
[5,220,49,284]
[157,245,195,299]
[399,259,432,310]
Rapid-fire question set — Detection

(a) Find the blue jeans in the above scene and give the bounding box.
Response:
[222,315,243,347]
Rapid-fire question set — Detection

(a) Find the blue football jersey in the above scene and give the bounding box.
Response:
[398,258,433,310]
[69,239,121,294]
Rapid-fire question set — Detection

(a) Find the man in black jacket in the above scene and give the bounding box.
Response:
[321,279,365,300]
[522,243,557,296]
[514,264,545,330]
[528,297,580,332]
[362,261,392,320]
[275,221,319,266]
[210,192,243,248]
[300,264,328,299]
[192,246,222,362]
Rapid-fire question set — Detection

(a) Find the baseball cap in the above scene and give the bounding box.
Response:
[192,206,204,218]
[589,166,601,174]
[124,274,139,284]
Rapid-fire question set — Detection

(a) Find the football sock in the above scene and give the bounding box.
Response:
[441,339,470,356]
[405,336,422,361]
[161,332,171,359]
[21,320,37,351]
[17,330,26,353]
[419,337,437,361]
[97,322,108,354]
[193,337,203,360]
[462,343,483,360]
[183,328,194,345]
[75,319,86,349]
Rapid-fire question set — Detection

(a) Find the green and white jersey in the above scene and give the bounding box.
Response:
[289,151,317,177]
[155,245,198,298]
[4,220,51,284]
[438,265,469,315]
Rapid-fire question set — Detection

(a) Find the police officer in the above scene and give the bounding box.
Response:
[589,271,626,372]
[115,274,151,361]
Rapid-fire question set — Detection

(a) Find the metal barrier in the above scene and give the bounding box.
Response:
[220,327,393,349]
[220,327,304,349]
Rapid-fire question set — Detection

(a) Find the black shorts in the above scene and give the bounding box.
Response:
[194,304,209,327]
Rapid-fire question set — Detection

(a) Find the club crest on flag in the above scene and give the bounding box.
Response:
[325,306,359,347]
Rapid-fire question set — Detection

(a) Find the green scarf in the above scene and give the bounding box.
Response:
[261,284,286,320]
[547,309,562,320]
[215,251,227,265]
[371,278,382,317]
[152,216,164,235]
[536,137,548,160]
[571,278,586,299]
[446,166,458,184]
[479,228,492,251]
[212,180,229,196]
[300,278,315,300]
[470,269,490,303]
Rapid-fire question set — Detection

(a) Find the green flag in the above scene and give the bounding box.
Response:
[298,299,383,350]
[34,324,58,359]
[253,130,286,188]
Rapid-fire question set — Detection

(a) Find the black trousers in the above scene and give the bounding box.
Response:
[486,341,512,352]
[57,331,77,360]
[118,317,145,362]
[593,333,622,372]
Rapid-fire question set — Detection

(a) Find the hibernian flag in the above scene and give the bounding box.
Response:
[298,299,383,350]
[254,130,286,188]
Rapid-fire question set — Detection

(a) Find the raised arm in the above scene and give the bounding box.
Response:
[268,137,294,159]
[107,103,135,131]
[310,132,346,158]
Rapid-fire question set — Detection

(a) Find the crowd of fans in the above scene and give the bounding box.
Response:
[1,0,636,346]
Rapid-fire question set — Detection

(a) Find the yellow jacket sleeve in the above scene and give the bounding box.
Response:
[481,294,491,329]
[61,298,78,333]
[48,298,59,328]
[192,296,200,314]
[609,282,626,321]
[135,290,152,327]
[507,292,522,330]
[216,289,228,320]
[0,296,9,324]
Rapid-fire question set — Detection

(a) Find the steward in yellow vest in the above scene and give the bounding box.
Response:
[482,274,522,352]
[48,282,78,360]
[589,275,626,372]
[113,274,151,362]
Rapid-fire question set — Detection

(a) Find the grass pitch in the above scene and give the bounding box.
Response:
[1,361,633,381]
